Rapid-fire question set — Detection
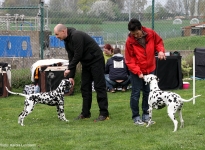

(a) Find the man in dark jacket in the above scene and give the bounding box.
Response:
[105,48,130,93]
[54,24,109,121]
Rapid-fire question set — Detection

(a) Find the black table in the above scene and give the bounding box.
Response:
[154,56,183,90]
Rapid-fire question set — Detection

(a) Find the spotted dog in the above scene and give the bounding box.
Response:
[143,74,201,132]
[6,79,72,126]
[23,84,35,95]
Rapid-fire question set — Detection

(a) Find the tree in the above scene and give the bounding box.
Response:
[49,0,63,12]
[198,0,205,18]
[77,0,96,14]
[110,0,124,11]
[88,0,117,19]
[3,0,39,7]
[2,0,39,16]
[183,0,190,18]
[165,0,183,16]
[49,0,79,13]
[189,0,196,17]
[155,2,169,20]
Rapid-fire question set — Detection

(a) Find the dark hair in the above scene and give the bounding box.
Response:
[128,18,142,31]
[113,48,121,54]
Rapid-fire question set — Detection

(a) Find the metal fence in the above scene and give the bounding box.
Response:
[0,0,205,88]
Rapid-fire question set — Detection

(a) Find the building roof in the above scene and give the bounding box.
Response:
[183,22,205,29]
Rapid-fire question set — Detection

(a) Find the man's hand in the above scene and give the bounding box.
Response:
[158,51,166,60]
[69,78,75,86]
[139,74,143,78]
[64,69,70,77]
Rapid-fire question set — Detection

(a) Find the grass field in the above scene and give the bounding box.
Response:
[50,20,191,34]
[0,79,205,150]
[48,19,205,50]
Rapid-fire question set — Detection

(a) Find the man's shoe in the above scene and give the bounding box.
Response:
[134,120,145,126]
[94,115,109,122]
[75,114,90,120]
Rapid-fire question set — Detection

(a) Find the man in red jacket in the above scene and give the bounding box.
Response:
[125,18,166,125]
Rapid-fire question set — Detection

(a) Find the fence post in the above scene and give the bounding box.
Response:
[152,0,155,30]
[40,0,44,59]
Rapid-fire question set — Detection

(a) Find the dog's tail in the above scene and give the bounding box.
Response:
[180,95,201,102]
[5,87,28,98]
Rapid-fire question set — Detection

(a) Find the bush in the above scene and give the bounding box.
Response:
[11,69,32,88]
[181,53,193,78]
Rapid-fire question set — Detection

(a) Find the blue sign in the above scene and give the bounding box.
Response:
[0,36,32,57]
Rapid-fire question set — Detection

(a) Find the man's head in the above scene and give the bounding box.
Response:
[128,18,143,39]
[54,24,67,40]
[113,48,121,54]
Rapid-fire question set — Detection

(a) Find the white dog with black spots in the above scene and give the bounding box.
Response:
[143,74,201,132]
[6,79,72,126]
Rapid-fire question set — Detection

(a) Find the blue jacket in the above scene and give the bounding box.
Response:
[105,53,129,81]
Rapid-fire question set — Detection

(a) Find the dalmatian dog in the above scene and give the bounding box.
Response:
[23,84,35,95]
[6,79,72,126]
[143,74,201,132]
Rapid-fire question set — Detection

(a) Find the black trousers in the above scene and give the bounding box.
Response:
[81,57,109,117]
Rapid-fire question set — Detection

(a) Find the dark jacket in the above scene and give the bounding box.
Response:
[64,27,104,78]
[105,54,129,81]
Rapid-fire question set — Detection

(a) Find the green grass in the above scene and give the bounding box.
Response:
[0,80,205,150]
[49,19,205,49]
[164,35,205,50]
[50,20,191,34]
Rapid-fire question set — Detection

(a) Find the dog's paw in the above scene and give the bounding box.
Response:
[146,122,151,127]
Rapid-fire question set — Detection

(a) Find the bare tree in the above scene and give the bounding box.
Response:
[177,0,184,15]
[77,0,96,14]
[110,0,124,10]
[183,0,190,18]
[88,0,116,19]
[165,0,183,16]
[131,0,147,13]
[3,0,39,6]
[189,0,196,17]
[2,0,39,15]
[49,0,63,12]
[198,0,205,18]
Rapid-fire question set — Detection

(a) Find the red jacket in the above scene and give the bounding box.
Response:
[125,26,165,76]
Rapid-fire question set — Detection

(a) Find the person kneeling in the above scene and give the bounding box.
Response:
[105,48,130,93]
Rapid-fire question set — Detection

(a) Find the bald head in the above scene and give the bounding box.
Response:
[54,24,67,40]
[54,24,67,32]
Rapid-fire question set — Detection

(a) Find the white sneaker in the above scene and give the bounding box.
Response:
[134,120,145,126]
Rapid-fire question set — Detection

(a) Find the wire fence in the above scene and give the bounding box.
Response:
[0,0,205,88]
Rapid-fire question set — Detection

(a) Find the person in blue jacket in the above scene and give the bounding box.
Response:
[105,48,130,93]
